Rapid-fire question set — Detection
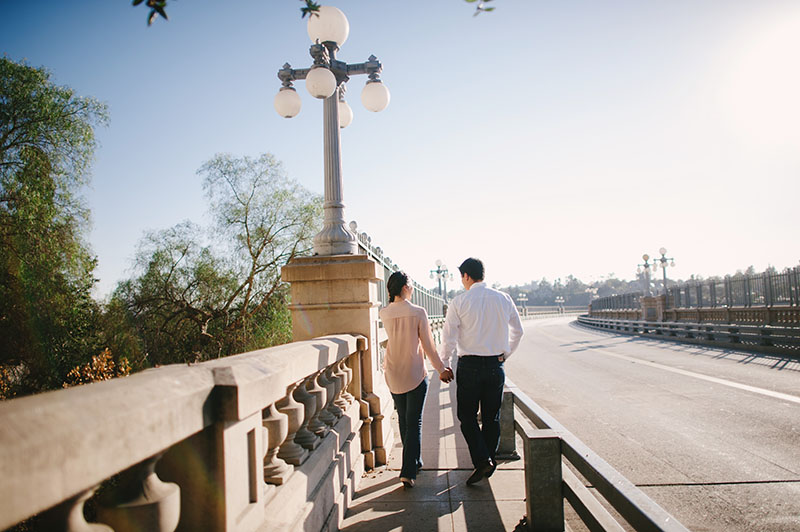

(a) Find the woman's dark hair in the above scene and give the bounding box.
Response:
[387,271,409,303]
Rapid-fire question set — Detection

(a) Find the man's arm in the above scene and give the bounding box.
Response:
[439,301,461,367]
[502,297,524,361]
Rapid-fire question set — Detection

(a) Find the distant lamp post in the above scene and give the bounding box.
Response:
[430,259,453,302]
[274,6,390,256]
[654,247,675,295]
[637,254,654,296]
[555,295,565,314]
[517,293,528,316]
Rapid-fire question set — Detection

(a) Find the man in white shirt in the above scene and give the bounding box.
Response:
[440,257,524,485]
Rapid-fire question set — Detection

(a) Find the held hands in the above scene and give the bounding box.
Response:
[439,367,454,383]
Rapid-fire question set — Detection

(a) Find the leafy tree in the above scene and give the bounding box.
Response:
[0,57,108,397]
[113,153,322,365]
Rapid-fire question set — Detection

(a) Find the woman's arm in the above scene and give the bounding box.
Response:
[418,310,449,376]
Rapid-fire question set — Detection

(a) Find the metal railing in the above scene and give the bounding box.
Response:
[0,335,371,532]
[499,379,689,531]
[577,315,800,354]
[590,292,643,312]
[355,227,445,318]
[668,267,800,309]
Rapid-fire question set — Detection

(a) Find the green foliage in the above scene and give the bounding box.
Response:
[113,153,321,365]
[465,0,496,16]
[503,274,642,308]
[133,0,322,25]
[133,0,496,25]
[0,57,108,397]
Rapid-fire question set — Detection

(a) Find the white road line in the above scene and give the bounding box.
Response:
[595,348,800,406]
[534,325,800,405]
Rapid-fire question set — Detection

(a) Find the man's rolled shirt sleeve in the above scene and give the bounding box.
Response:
[504,296,524,361]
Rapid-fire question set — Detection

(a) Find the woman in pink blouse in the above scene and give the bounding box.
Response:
[379,271,453,488]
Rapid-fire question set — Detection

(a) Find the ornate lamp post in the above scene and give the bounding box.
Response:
[430,259,453,302]
[654,247,675,295]
[637,254,654,296]
[517,292,528,316]
[554,295,564,313]
[274,6,390,255]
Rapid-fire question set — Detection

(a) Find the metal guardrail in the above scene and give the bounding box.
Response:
[499,379,689,531]
[577,315,800,354]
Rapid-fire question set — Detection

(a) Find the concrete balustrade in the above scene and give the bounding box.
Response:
[501,379,689,532]
[0,334,373,532]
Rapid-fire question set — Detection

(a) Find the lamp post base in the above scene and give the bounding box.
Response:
[313,223,358,256]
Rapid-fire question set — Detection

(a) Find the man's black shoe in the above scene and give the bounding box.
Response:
[485,459,497,478]
[466,459,494,485]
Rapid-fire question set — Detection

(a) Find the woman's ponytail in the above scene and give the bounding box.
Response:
[387,271,409,303]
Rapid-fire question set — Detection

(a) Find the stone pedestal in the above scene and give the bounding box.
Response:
[281,254,391,467]
[641,295,666,322]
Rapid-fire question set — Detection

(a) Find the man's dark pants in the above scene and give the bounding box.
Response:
[455,355,505,467]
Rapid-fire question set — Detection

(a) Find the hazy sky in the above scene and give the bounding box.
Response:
[3,0,799,297]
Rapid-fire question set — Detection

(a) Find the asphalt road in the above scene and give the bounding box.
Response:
[506,316,800,532]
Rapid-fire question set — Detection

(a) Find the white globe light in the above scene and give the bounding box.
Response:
[361,81,390,112]
[307,6,349,47]
[659,247,667,255]
[306,67,337,99]
[338,99,353,128]
[274,88,301,118]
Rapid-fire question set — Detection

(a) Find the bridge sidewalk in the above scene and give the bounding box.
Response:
[339,370,528,531]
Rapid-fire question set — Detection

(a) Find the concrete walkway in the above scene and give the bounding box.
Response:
[340,370,528,532]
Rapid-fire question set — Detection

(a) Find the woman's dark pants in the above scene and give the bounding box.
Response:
[391,377,428,479]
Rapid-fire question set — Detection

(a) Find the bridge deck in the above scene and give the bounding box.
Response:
[340,370,528,531]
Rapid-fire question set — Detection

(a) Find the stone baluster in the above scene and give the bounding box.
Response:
[262,403,293,485]
[339,358,355,405]
[96,454,180,532]
[306,373,331,437]
[292,377,321,450]
[332,361,349,411]
[323,366,344,419]
[41,488,113,532]
[315,371,338,427]
[276,383,309,466]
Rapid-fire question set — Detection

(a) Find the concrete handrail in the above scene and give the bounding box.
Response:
[0,334,366,531]
[501,379,689,531]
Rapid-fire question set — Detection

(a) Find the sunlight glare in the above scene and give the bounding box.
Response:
[719,11,800,152]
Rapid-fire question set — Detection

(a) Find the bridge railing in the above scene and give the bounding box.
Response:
[577,315,800,354]
[590,292,643,312]
[355,226,445,318]
[589,267,800,326]
[0,335,370,532]
[499,379,689,532]
[667,266,800,309]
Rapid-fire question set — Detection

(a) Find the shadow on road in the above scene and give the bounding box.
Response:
[563,320,800,373]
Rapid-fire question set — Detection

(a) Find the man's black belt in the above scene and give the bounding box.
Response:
[459,355,504,363]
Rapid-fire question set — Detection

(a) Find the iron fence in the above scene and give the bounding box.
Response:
[668,267,800,309]
[355,228,445,318]
[589,292,643,312]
